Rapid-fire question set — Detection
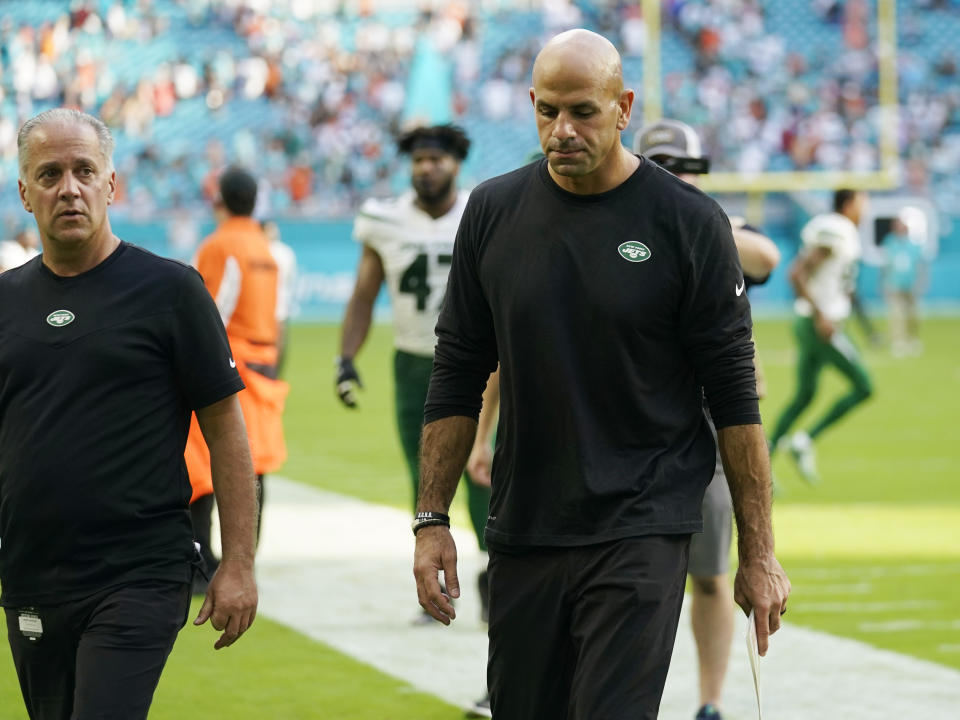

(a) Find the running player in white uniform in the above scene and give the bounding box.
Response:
[769,190,874,482]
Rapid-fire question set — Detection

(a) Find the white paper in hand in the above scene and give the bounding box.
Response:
[746,609,763,719]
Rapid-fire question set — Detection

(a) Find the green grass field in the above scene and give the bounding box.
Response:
[1,315,958,718]
[756,315,960,670]
[278,314,960,670]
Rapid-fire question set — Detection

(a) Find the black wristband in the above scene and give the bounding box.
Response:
[412,511,451,536]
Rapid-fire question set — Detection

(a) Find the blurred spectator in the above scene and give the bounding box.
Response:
[0,0,959,223]
[0,226,40,272]
[882,215,927,357]
[201,139,227,203]
[166,194,200,258]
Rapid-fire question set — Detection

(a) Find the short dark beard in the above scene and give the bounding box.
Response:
[414,175,454,207]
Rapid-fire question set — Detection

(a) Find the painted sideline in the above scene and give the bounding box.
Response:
[252,477,960,719]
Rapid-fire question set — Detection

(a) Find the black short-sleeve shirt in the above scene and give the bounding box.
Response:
[0,242,243,605]
[425,158,760,548]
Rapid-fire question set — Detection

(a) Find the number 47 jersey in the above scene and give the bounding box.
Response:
[353,190,470,357]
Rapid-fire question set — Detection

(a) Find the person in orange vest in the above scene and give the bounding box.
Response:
[186,166,289,591]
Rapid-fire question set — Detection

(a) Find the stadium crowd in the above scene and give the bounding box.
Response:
[0,0,959,223]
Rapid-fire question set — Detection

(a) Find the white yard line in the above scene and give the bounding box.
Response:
[254,477,960,719]
[795,600,940,613]
[790,563,960,580]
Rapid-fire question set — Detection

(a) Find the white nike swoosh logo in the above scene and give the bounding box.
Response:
[229,358,236,368]
[735,281,745,296]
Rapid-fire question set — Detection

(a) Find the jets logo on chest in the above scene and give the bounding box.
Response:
[618,241,652,263]
[46,309,76,327]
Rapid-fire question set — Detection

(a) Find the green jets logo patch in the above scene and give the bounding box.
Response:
[46,309,75,327]
[618,241,651,263]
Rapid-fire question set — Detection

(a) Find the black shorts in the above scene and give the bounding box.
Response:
[5,580,191,720]
[487,535,690,720]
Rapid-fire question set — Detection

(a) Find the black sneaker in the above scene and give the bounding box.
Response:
[695,704,723,720]
[465,692,492,718]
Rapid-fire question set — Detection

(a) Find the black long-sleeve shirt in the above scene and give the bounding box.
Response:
[425,157,760,548]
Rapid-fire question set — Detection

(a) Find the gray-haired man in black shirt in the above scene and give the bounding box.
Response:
[1,108,258,720]
[412,29,790,720]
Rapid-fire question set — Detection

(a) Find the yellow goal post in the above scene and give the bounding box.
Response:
[639,0,900,194]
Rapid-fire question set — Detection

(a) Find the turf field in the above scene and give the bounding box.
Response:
[277,313,960,670]
[281,314,960,670]
[1,315,957,718]
[755,314,960,670]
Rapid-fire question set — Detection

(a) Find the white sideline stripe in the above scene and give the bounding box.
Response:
[797,600,939,613]
[788,562,960,579]
[254,477,960,719]
[798,582,873,594]
[860,619,960,633]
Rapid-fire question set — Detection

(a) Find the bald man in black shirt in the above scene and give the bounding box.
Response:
[412,30,790,720]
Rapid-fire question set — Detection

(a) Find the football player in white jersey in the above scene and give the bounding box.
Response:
[769,189,874,482]
[336,125,494,628]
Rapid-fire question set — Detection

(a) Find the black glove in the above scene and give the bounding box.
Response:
[335,356,362,408]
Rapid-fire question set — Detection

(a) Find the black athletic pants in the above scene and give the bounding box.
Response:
[487,535,690,720]
[5,580,191,720]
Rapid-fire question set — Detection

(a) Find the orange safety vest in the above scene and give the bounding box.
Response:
[185,217,289,502]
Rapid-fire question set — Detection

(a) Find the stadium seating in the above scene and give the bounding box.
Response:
[0,0,958,261]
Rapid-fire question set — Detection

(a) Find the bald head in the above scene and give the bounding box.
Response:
[529,30,636,194]
[532,29,623,100]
